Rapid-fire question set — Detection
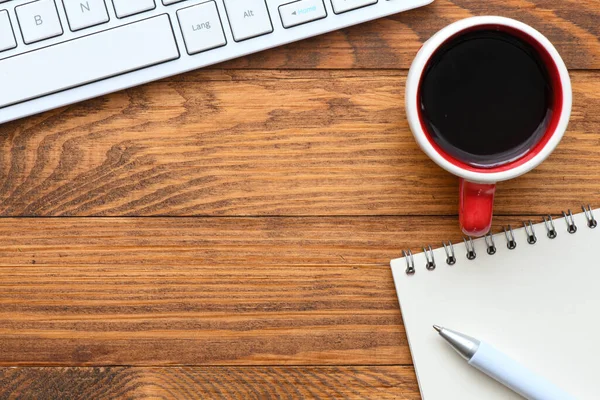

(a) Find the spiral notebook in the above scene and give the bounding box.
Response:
[391,207,600,399]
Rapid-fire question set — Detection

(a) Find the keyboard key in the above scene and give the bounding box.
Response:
[279,0,326,29]
[0,14,179,108]
[330,0,377,14]
[177,1,226,55]
[223,0,272,42]
[63,0,109,31]
[163,0,185,4]
[0,10,17,52]
[112,0,155,18]
[16,0,63,44]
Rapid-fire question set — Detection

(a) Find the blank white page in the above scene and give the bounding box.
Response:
[391,209,600,399]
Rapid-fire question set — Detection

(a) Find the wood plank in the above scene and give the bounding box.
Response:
[0,215,580,366]
[0,262,406,366]
[218,0,600,70]
[1,70,599,217]
[0,366,420,399]
[0,215,580,267]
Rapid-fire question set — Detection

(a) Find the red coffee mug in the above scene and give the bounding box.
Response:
[405,16,572,237]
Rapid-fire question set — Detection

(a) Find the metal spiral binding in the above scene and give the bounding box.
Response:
[402,249,415,275]
[544,215,557,239]
[524,221,537,244]
[423,245,436,270]
[463,237,476,260]
[402,204,595,275]
[503,225,517,250]
[563,210,577,234]
[442,241,456,265]
[484,233,496,255]
[582,205,597,228]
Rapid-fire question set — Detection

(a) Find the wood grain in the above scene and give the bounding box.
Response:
[0,263,406,366]
[0,215,582,267]
[2,1,600,397]
[0,366,420,399]
[1,70,599,217]
[0,215,573,366]
[217,0,600,70]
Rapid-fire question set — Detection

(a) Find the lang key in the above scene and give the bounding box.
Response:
[177,1,226,55]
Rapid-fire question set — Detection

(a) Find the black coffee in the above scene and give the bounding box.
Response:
[420,29,554,167]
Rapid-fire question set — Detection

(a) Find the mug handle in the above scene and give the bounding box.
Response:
[459,179,496,237]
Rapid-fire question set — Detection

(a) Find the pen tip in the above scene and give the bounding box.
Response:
[433,325,442,333]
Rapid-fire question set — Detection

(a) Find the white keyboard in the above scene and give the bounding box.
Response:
[0,0,432,124]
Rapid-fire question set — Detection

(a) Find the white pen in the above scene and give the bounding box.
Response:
[433,325,576,400]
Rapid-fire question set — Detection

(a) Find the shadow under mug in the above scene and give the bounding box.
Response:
[405,16,572,237]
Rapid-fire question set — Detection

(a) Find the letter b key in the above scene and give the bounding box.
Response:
[16,0,63,44]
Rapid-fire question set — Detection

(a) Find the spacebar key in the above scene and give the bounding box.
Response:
[0,15,179,108]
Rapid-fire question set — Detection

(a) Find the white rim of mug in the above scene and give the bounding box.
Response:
[405,16,572,183]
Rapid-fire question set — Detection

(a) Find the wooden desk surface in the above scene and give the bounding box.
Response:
[1,0,599,398]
